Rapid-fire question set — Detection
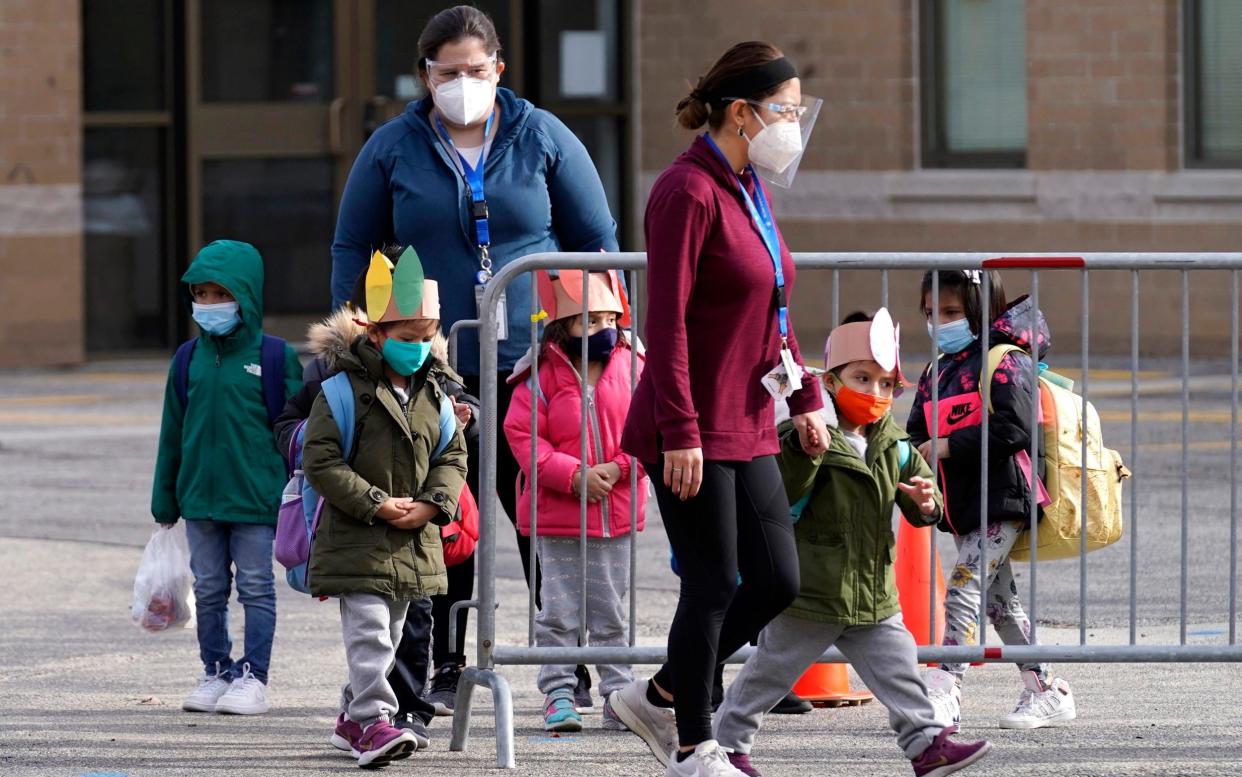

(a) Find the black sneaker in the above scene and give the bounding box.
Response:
[770,691,813,715]
[573,665,594,714]
[424,663,461,717]
[393,713,431,750]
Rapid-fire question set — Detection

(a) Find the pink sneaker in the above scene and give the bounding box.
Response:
[727,750,762,776]
[911,726,991,777]
[354,719,416,768]
[330,714,364,753]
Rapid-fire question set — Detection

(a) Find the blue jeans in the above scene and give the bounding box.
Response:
[185,519,276,683]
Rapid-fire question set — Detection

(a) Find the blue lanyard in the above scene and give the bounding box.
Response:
[436,111,496,278]
[702,134,789,341]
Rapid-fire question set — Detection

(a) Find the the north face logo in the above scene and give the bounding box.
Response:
[244,363,262,377]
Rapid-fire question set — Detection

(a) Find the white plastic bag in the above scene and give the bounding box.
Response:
[131,524,196,632]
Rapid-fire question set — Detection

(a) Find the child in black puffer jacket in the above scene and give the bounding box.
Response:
[906,270,1077,733]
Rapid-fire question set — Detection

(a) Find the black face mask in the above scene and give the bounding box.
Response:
[585,327,619,362]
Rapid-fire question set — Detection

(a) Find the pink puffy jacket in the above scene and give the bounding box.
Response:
[503,340,647,539]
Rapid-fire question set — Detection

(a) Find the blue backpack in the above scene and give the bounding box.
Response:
[275,371,457,594]
[173,334,287,425]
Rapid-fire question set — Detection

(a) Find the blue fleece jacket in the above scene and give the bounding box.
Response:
[330,88,619,373]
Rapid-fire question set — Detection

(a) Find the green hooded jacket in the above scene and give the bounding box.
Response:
[302,338,468,600]
[150,241,303,526]
[780,412,944,625]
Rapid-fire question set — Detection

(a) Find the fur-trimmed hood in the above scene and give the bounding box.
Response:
[306,308,364,373]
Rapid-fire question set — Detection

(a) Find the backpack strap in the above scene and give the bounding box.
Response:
[896,438,911,470]
[259,334,288,426]
[321,371,356,460]
[431,391,457,462]
[982,344,1026,414]
[172,338,198,414]
[789,492,813,524]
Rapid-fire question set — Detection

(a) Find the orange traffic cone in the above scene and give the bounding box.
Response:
[792,662,874,708]
[894,519,946,662]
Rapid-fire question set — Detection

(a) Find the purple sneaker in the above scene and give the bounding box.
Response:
[727,751,762,777]
[911,726,991,777]
[354,719,416,768]
[330,714,363,753]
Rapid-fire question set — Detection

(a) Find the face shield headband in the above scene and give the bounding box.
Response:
[695,57,821,189]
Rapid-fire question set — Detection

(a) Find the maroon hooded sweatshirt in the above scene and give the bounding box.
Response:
[622,135,823,464]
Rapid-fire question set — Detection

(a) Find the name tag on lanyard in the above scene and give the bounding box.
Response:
[702,135,801,398]
[439,113,508,341]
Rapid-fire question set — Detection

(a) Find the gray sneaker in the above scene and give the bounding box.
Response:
[607,679,677,766]
[423,663,461,717]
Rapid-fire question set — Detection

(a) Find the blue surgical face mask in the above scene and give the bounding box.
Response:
[381,338,431,376]
[191,301,241,336]
[928,317,977,354]
[586,327,619,362]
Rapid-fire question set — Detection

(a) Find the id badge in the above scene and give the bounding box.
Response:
[761,347,804,400]
[475,284,508,341]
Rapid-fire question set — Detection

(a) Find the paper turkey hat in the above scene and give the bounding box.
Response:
[364,247,440,323]
[536,269,631,326]
[823,307,907,389]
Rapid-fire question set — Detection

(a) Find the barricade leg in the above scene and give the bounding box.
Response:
[449,666,516,769]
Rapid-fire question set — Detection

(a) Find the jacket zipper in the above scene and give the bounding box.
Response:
[586,385,610,538]
[207,339,221,518]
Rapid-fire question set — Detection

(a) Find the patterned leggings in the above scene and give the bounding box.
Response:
[940,519,1048,683]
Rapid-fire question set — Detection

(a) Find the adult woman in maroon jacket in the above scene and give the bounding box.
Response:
[609,42,829,777]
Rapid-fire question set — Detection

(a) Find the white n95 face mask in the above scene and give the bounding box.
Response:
[434,76,495,126]
[745,113,804,175]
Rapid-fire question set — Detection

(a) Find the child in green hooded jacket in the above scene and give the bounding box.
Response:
[150,240,302,717]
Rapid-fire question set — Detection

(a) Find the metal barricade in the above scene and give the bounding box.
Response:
[451,252,1242,769]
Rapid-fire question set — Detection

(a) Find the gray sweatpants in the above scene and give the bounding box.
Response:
[714,612,942,759]
[535,535,634,697]
[339,592,411,728]
[941,520,1046,682]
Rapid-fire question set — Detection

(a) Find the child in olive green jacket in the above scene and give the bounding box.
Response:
[302,249,467,768]
[713,310,991,777]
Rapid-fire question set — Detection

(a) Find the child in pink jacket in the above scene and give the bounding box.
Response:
[504,269,647,734]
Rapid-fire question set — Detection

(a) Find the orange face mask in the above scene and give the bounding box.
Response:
[832,385,893,427]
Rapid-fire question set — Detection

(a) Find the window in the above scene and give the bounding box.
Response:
[1185,0,1242,166]
[920,0,1027,168]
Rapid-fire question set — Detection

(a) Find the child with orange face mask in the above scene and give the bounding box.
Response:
[712,310,991,777]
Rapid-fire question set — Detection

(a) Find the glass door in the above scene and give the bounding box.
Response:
[185,0,365,333]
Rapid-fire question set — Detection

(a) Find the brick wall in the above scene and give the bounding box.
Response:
[0,0,83,367]
[1026,0,1180,170]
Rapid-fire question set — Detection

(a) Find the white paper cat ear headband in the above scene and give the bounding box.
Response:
[822,307,907,391]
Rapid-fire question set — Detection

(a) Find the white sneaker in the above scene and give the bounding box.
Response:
[608,679,678,766]
[214,663,270,715]
[664,740,746,777]
[924,668,962,728]
[182,671,232,713]
[998,671,1076,729]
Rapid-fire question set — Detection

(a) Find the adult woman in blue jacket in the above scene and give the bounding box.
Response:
[329,4,617,708]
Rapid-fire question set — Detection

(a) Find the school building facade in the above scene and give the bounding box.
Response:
[2,1,1240,367]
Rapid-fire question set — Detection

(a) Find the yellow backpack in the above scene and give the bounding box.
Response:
[984,345,1130,561]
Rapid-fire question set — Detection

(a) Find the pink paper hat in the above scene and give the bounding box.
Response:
[823,307,907,388]
[537,269,632,326]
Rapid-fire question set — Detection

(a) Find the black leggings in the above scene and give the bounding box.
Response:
[649,455,800,747]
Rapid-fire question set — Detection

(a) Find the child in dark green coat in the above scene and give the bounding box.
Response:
[713,310,991,777]
[151,240,303,716]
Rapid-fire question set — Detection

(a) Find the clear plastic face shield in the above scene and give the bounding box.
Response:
[744,94,822,189]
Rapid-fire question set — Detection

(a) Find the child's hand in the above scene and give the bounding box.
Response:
[572,468,614,503]
[917,440,950,465]
[593,462,623,486]
[375,497,416,522]
[792,412,830,456]
[454,402,473,426]
[387,501,439,530]
[897,476,938,515]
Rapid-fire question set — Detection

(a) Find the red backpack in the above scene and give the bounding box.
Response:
[441,484,479,567]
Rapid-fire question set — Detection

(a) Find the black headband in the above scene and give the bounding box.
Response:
[696,57,798,105]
